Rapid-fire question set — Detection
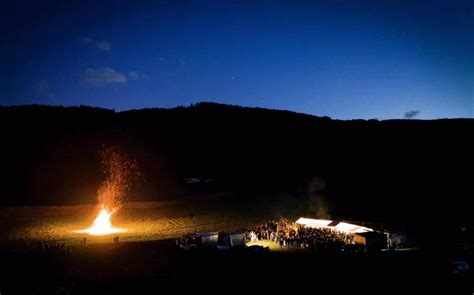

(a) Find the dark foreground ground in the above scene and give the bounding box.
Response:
[1,240,472,295]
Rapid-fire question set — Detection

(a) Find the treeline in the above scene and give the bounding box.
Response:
[0,103,472,230]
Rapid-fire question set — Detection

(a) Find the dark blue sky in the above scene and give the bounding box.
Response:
[1,0,472,119]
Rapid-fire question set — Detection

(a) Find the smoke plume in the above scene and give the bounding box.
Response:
[307,176,330,219]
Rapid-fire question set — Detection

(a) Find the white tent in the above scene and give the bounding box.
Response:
[295,217,373,234]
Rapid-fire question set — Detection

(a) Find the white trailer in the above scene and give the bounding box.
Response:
[217,231,246,250]
[179,232,219,250]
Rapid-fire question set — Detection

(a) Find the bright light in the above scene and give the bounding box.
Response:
[333,222,372,234]
[295,218,332,228]
[295,217,373,234]
[74,209,126,235]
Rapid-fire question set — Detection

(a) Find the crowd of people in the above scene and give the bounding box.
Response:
[247,219,359,252]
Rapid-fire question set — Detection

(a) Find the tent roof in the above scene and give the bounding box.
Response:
[295,217,373,234]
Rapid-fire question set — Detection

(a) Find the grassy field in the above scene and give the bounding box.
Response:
[0,197,271,246]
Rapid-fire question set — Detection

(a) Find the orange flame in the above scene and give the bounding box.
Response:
[75,208,126,235]
[74,148,138,236]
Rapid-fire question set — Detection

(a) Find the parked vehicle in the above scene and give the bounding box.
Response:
[217,231,246,251]
[178,232,219,250]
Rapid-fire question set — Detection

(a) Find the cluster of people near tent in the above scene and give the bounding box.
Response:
[247,219,361,252]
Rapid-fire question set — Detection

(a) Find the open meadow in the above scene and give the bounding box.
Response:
[0,197,270,246]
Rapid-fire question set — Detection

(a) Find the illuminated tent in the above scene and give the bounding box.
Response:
[295,217,373,234]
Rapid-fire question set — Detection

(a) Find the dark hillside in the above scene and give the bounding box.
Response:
[0,103,472,240]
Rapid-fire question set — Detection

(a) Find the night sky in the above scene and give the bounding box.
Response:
[0,0,472,119]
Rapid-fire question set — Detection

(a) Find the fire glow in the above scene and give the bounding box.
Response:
[73,148,138,236]
[74,208,126,235]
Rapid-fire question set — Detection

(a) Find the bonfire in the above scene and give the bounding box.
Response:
[74,148,138,236]
[75,208,126,235]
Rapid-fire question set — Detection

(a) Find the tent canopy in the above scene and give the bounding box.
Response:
[295,217,373,234]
